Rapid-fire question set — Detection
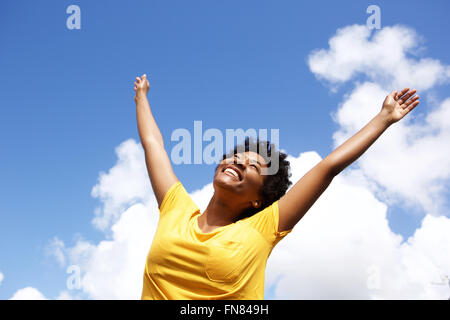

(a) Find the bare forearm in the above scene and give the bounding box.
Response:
[135,95,164,148]
[324,112,391,177]
[133,74,179,205]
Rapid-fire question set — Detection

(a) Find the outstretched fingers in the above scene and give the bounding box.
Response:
[404,100,420,115]
[398,88,416,105]
[403,94,419,107]
[395,88,409,100]
[404,96,420,113]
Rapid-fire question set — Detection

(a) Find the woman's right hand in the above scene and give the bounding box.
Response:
[134,74,150,101]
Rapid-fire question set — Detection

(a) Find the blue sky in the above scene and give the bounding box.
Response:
[1,0,450,299]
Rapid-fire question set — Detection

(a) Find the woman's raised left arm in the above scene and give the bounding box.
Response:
[278,88,419,232]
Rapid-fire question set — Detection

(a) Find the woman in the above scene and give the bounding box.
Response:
[134,74,419,300]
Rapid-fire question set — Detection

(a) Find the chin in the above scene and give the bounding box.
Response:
[213,172,240,192]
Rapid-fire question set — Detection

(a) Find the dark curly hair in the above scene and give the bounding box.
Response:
[216,136,292,220]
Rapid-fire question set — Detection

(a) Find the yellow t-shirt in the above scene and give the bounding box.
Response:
[141,181,293,300]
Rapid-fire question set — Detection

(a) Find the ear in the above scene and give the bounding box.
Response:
[252,200,261,209]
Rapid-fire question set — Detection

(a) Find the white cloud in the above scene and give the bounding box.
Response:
[267,152,450,299]
[76,202,157,299]
[330,82,450,215]
[308,24,450,91]
[46,237,66,267]
[0,272,3,286]
[90,139,153,231]
[56,201,159,299]
[10,287,47,300]
[308,24,450,216]
[56,290,74,300]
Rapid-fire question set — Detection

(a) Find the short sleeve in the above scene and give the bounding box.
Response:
[244,200,293,248]
[158,181,196,216]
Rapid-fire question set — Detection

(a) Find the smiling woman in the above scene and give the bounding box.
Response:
[133,74,420,299]
[211,139,292,221]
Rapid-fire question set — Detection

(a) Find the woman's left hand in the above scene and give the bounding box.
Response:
[380,88,420,125]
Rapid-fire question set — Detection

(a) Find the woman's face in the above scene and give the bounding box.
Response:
[213,151,268,208]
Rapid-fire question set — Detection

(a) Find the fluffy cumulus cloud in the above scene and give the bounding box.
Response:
[10,287,47,300]
[267,152,450,299]
[48,199,158,299]
[90,139,153,231]
[0,272,3,286]
[330,83,450,215]
[37,24,450,300]
[308,24,450,216]
[308,24,450,90]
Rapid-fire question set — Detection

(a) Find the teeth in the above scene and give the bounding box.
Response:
[224,168,239,179]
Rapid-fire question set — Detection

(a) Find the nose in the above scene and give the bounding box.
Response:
[234,154,250,169]
[235,162,245,172]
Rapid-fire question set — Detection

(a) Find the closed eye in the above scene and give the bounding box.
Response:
[250,164,260,173]
[234,154,261,173]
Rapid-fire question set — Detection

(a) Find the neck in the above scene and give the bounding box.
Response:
[199,192,246,229]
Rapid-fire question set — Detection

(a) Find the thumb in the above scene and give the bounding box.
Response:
[393,90,399,100]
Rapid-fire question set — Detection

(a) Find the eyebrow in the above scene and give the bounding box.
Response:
[234,153,265,168]
[249,158,264,169]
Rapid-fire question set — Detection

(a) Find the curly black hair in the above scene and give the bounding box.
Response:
[216,136,292,220]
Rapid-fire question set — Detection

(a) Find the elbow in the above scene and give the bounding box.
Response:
[320,157,338,180]
[141,137,164,151]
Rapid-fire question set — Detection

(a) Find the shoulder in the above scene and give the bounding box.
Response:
[241,201,293,247]
[158,181,198,216]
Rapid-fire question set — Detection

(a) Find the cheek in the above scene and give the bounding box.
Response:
[245,172,264,190]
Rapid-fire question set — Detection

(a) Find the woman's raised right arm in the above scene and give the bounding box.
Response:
[134,74,178,208]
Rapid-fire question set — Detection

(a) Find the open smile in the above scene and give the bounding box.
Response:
[222,165,242,181]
